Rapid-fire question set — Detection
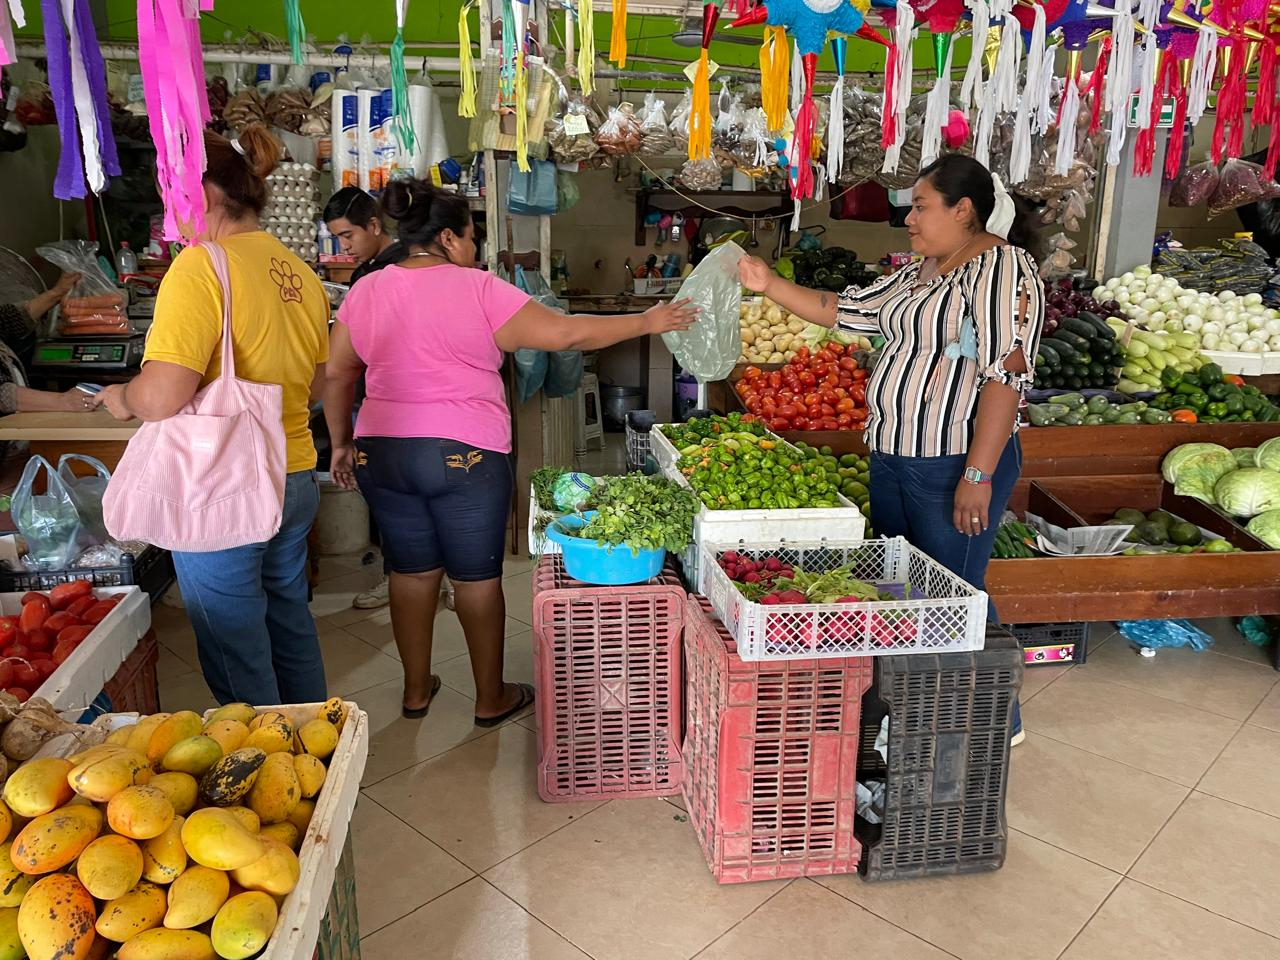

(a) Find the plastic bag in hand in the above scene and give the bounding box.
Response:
[11,455,85,570]
[662,241,745,383]
[34,240,129,337]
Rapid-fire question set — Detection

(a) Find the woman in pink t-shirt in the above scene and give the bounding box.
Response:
[324,179,693,723]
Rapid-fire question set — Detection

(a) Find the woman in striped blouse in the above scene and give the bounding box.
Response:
[741,155,1042,743]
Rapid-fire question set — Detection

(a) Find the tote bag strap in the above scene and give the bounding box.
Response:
[198,241,237,380]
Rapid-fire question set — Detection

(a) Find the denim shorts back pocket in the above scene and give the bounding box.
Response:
[440,441,503,487]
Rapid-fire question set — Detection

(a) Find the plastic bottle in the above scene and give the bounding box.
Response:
[115,241,137,277]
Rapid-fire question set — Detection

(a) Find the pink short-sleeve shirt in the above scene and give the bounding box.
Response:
[336,264,530,453]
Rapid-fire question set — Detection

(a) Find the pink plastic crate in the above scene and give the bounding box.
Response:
[683,596,874,884]
[531,556,686,802]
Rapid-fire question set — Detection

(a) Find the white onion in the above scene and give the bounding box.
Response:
[1244,292,1264,305]
[1206,306,1225,322]
[1165,318,1184,333]
[1247,316,1266,331]
[1147,271,1163,283]
[1250,328,1270,341]
[1121,271,1136,284]
[1242,339,1264,353]
[1264,319,1280,336]
[1221,290,1237,301]
[1115,290,1131,304]
[1202,333,1221,349]
[1139,297,1160,311]
[1202,320,1224,335]
[1270,335,1280,350]
[1149,311,1167,325]
[1183,314,1204,332]
[1228,330,1250,346]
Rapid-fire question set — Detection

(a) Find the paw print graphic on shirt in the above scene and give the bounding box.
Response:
[270,258,305,304]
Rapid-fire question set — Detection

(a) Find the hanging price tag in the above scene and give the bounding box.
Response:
[682,58,719,83]
[563,113,591,136]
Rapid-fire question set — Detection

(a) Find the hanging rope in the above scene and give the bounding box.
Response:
[457,1,477,118]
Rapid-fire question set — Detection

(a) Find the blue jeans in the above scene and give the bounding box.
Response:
[173,470,327,705]
[870,435,1023,732]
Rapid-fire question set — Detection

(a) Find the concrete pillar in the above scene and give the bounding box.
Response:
[1093,129,1167,280]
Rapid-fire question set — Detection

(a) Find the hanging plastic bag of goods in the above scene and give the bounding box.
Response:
[662,241,746,384]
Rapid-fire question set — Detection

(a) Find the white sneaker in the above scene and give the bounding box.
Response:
[353,577,390,610]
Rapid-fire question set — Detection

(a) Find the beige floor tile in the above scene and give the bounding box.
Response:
[316,552,373,582]
[486,799,784,960]
[1019,663,1072,703]
[309,568,382,619]
[359,877,590,960]
[1022,672,1241,786]
[366,725,598,872]
[699,880,951,960]
[820,830,1119,960]
[317,624,405,699]
[1007,733,1188,872]
[1132,792,1280,937]
[1197,724,1280,819]
[352,796,474,936]
[353,678,490,787]
[504,556,536,579]
[505,571,534,626]
[1194,619,1275,666]
[159,670,217,714]
[156,643,195,682]
[1078,636,1277,720]
[1250,684,1280,732]
[344,607,526,666]
[435,630,535,702]
[1062,879,1280,960]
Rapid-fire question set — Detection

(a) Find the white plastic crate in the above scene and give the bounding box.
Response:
[625,421,653,470]
[651,424,682,475]
[0,586,152,717]
[700,537,987,661]
[1199,350,1265,376]
[1263,352,1280,374]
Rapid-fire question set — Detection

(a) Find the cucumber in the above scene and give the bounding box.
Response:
[1059,317,1101,341]
[1115,412,1141,424]
[1066,375,1085,390]
[1141,408,1172,424]
[1077,311,1117,340]
[1044,336,1080,362]
[1037,341,1062,368]
[1101,405,1121,423]
[1051,329,1092,353]
[1083,414,1106,425]
[1048,393,1086,408]
[1058,410,1085,425]
[1088,362,1107,381]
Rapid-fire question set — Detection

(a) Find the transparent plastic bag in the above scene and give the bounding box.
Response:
[34,240,128,337]
[661,240,745,383]
[712,85,741,156]
[677,157,721,190]
[669,90,692,152]
[57,454,111,546]
[547,95,601,164]
[11,455,84,570]
[639,93,674,156]
[738,106,772,168]
[557,170,580,212]
[1115,619,1213,652]
[1169,161,1219,207]
[1208,159,1273,218]
[595,102,642,156]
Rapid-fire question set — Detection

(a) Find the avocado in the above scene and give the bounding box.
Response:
[1137,521,1168,546]
[1168,521,1202,547]
[1147,509,1178,529]
[1114,508,1146,526]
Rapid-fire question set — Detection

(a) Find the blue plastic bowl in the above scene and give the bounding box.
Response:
[545,512,665,585]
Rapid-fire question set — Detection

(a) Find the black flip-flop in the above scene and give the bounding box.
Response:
[402,675,442,720]
[474,682,535,728]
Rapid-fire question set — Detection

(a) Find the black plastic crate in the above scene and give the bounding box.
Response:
[1010,622,1089,668]
[0,546,176,603]
[856,623,1023,882]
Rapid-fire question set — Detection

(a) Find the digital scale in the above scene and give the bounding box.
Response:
[28,335,147,389]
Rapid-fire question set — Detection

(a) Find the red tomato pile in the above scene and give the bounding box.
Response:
[0,581,118,702]
[734,344,870,432]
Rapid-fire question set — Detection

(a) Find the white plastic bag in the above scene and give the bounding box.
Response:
[661,241,745,383]
[11,455,84,569]
[57,454,112,546]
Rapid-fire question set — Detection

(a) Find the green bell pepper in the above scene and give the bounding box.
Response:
[1206,401,1229,418]
[1199,362,1223,384]
[1225,395,1244,415]
[1160,368,1184,389]
[1207,383,1231,401]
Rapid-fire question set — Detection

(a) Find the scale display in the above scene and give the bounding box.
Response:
[32,337,144,369]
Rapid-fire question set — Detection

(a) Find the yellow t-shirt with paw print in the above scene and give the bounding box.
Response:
[144,231,329,473]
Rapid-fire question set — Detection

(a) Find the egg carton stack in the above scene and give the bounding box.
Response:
[265,161,321,264]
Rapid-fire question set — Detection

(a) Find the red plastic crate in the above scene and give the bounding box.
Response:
[102,630,161,715]
[531,556,686,802]
[683,597,874,884]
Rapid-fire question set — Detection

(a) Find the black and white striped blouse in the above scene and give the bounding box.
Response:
[836,244,1044,458]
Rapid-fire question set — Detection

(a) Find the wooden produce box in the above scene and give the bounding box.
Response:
[989,475,1280,624]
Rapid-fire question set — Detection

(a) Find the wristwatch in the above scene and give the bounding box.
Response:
[962,466,993,486]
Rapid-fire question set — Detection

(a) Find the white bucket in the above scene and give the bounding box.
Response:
[316,478,370,556]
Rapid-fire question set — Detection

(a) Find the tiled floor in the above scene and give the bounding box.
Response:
[148,554,1280,960]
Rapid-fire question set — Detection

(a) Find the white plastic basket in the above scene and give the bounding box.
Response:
[0,587,152,717]
[1199,349,1265,376]
[651,425,682,475]
[625,422,653,471]
[700,537,987,661]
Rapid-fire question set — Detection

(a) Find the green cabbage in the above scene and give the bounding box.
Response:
[1232,447,1258,468]
[1256,437,1280,473]
[1214,468,1280,519]
[1246,508,1280,549]
[1162,443,1238,503]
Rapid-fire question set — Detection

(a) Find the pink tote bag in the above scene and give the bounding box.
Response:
[103,241,287,552]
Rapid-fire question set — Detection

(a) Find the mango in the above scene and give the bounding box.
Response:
[210,891,277,960]
[12,805,104,875]
[285,798,314,837]
[95,880,166,942]
[181,809,263,871]
[0,800,11,845]
[147,772,198,816]
[162,736,223,777]
[124,714,170,755]
[291,753,326,800]
[246,710,287,733]
[0,844,35,907]
[201,719,249,754]
[224,806,260,834]
[76,834,144,900]
[198,748,267,807]
[118,928,216,960]
[318,697,347,732]
[3,759,74,818]
[297,719,339,760]
[164,865,230,929]
[69,749,151,803]
[247,752,300,825]
[105,724,137,746]
[0,906,20,960]
[241,717,292,756]
[107,785,175,840]
[17,874,97,960]
[207,703,257,726]
[258,822,300,851]
[230,837,300,897]
[139,817,187,885]
[146,712,204,765]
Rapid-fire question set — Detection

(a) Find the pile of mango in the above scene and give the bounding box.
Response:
[0,698,349,960]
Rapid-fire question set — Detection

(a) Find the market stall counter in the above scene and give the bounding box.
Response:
[0,410,140,472]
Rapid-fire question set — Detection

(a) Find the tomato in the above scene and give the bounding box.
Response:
[43,612,81,634]
[817,349,837,364]
[803,392,821,407]
[807,404,823,419]
[829,343,846,356]
[0,660,12,688]
[836,398,856,413]
[0,618,16,644]
[852,368,869,381]
[7,688,30,704]
[34,660,57,680]
[838,357,859,372]
[798,371,817,387]
[743,366,763,381]
[820,403,836,417]
[769,417,791,432]
[819,417,840,431]
[852,383,868,405]
[65,596,96,619]
[776,404,798,419]
[52,639,79,666]
[836,413,853,427]
[24,629,52,653]
[849,407,869,423]
[19,597,50,633]
[20,592,44,607]
[792,415,809,430]
[825,372,840,387]
[767,371,783,389]
[795,346,810,361]
[11,662,39,689]
[49,580,93,610]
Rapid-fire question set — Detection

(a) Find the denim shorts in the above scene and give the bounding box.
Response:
[354,437,513,581]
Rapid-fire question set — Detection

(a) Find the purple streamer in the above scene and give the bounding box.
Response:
[41,0,85,199]
[71,0,120,178]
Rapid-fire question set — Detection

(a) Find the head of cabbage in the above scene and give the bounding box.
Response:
[1232,447,1258,468]
[1162,443,1238,503]
[1256,437,1280,473]
[1246,508,1280,549]
[1214,467,1280,518]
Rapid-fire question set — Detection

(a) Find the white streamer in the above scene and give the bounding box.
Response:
[960,0,989,114]
[790,39,803,111]
[921,40,954,168]
[6,0,23,29]
[1055,77,1081,175]
[1010,4,1045,184]
[1188,24,1217,125]
[1034,43,1057,135]
[59,0,106,192]
[1135,24,1158,125]
[975,18,1021,166]
[827,74,844,183]
[881,0,914,175]
[1105,13,1134,166]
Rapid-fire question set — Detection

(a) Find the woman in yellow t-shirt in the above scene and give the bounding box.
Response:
[99,125,329,706]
